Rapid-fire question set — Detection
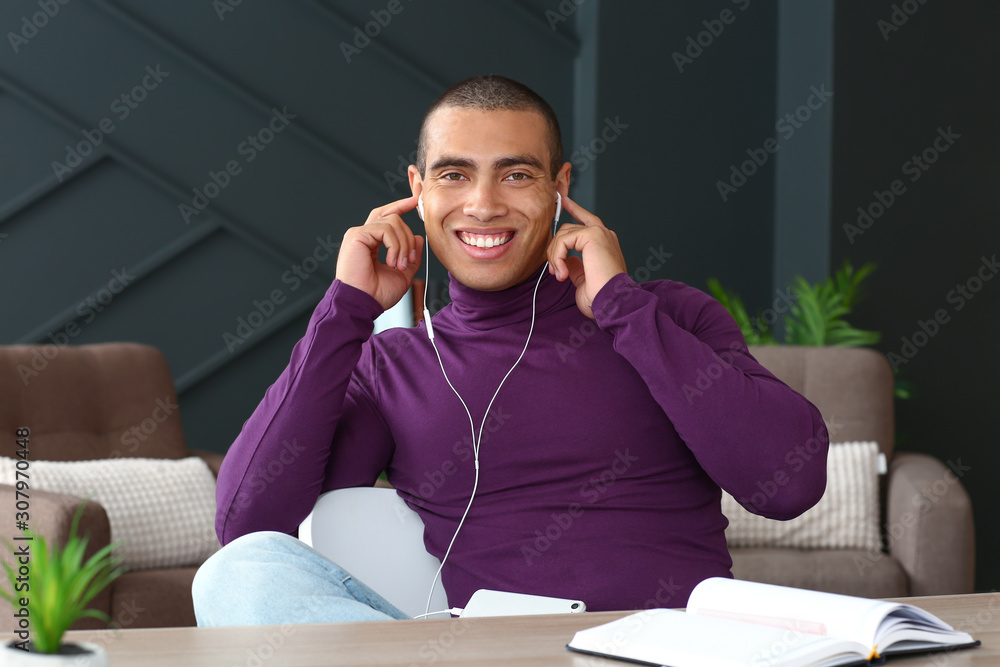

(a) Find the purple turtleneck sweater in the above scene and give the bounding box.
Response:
[216,268,828,611]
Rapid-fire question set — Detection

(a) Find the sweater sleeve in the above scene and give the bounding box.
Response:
[591,273,829,520]
[215,280,395,544]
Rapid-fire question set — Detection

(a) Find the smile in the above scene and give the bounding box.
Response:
[458,231,514,249]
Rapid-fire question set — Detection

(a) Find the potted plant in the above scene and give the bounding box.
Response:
[707,260,880,346]
[1,505,124,665]
[708,260,911,402]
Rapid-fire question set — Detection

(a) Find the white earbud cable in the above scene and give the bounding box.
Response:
[418,202,558,617]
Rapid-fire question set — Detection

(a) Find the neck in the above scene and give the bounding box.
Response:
[436,264,575,331]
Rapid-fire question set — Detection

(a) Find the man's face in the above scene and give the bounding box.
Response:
[409,107,570,292]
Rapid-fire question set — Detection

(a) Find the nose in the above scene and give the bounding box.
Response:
[463,182,507,222]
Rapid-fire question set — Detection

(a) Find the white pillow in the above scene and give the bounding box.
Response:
[721,441,881,550]
[0,456,220,571]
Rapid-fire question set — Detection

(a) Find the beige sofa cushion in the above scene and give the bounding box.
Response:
[0,456,219,570]
[722,442,881,550]
[731,548,908,598]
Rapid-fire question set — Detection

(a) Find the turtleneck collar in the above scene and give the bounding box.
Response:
[443,264,577,331]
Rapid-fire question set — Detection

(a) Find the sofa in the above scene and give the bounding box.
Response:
[732,345,975,597]
[0,343,223,630]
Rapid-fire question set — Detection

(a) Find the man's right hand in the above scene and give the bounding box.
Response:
[335,195,424,311]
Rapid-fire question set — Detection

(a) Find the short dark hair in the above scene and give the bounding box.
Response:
[416,75,564,179]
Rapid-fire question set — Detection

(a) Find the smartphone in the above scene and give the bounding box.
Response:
[459,589,586,618]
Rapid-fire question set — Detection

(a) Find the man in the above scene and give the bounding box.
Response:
[193,75,828,625]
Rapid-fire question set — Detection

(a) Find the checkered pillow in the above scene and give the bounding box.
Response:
[0,456,220,570]
[721,441,881,550]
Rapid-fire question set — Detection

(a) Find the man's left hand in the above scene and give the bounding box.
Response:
[547,195,628,319]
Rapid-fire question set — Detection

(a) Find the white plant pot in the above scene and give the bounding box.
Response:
[3,641,108,666]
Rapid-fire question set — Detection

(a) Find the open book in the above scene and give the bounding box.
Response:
[566,578,978,667]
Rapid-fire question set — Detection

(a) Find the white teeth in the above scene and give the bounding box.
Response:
[460,232,512,249]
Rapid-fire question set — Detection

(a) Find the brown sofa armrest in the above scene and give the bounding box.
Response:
[190,449,225,478]
[886,452,975,595]
[0,485,113,631]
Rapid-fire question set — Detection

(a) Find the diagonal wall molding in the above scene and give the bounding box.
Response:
[89,0,394,194]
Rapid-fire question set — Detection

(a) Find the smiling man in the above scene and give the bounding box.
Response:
[193,75,829,625]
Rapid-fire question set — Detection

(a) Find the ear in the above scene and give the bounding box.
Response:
[555,161,571,200]
[408,164,422,198]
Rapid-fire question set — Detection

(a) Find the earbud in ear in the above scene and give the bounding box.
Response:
[554,192,562,223]
[417,195,425,221]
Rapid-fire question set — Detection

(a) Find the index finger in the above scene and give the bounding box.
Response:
[366,194,419,224]
[559,194,606,228]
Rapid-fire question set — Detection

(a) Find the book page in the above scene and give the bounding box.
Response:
[686,578,898,646]
[567,609,870,667]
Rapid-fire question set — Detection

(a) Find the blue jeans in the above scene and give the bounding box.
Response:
[192,531,410,626]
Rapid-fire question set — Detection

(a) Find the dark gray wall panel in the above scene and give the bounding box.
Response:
[830,1,1000,592]
[593,1,778,304]
[1,160,196,341]
[0,91,79,203]
[0,0,579,457]
[61,228,326,379]
[178,311,316,452]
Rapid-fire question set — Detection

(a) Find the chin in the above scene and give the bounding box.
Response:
[455,266,541,292]
[453,274,512,292]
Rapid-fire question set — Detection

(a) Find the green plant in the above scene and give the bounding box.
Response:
[708,260,880,347]
[1,505,124,654]
[706,278,776,345]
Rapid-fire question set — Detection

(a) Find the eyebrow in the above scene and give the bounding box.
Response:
[429,156,476,172]
[428,154,546,173]
[493,155,545,171]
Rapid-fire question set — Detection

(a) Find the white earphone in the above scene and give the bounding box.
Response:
[415,190,564,617]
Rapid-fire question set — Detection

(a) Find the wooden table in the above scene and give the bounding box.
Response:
[8,593,1000,665]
